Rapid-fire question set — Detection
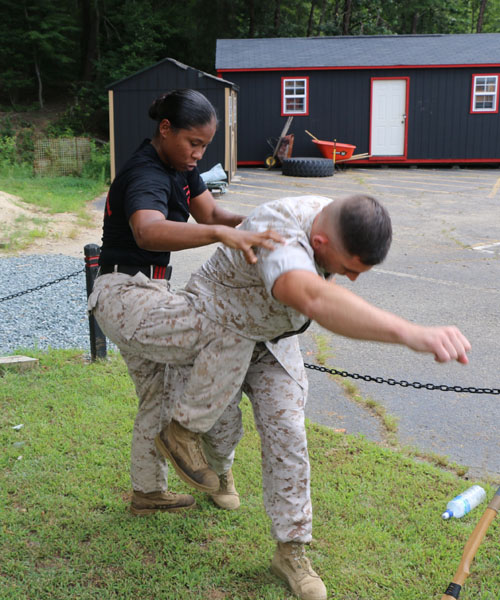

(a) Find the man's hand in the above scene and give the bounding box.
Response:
[216,227,284,264]
[403,324,471,364]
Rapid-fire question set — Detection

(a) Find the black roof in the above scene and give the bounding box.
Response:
[216,34,500,70]
[108,57,237,90]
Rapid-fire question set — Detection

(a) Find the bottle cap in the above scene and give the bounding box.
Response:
[442,510,453,520]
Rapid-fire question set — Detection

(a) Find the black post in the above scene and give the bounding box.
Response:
[84,244,107,360]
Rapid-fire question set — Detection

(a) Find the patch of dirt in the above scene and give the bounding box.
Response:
[0,190,104,258]
[0,100,106,257]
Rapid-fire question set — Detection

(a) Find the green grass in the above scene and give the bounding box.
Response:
[0,163,106,250]
[0,163,106,219]
[1,349,499,599]
[1,214,49,251]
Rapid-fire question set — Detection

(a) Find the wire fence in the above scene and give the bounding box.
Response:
[33,138,91,176]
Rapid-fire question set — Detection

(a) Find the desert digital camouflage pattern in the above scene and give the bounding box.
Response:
[88,195,332,542]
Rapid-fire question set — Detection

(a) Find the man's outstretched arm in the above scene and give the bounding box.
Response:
[272,270,471,364]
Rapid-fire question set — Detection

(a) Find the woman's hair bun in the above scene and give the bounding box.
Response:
[148,94,169,121]
[148,89,217,130]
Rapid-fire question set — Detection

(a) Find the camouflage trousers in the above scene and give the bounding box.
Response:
[88,272,312,542]
[88,272,256,432]
[172,344,312,543]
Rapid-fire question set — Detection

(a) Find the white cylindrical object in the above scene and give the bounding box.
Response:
[441,485,487,519]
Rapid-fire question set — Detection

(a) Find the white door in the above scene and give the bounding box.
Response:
[371,79,407,156]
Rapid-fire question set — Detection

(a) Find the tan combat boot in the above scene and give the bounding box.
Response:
[209,469,240,510]
[155,420,219,493]
[130,490,196,516]
[271,541,327,600]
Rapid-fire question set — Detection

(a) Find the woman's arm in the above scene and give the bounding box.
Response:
[129,209,283,265]
[189,189,244,227]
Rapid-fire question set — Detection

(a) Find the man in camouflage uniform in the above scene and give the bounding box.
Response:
[89,194,470,600]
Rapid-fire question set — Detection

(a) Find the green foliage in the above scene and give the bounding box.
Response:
[81,142,111,184]
[48,83,110,138]
[14,128,35,164]
[481,0,500,32]
[0,114,16,137]
[45,120,77,138]
[0,0,79,107]
[0,136,17,166]
[0,0,498,135]
[0,349,499,599]
[97,2,177,82]
[0,114,35,165]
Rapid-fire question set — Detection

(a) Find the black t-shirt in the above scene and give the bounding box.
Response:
[99,139,207,267]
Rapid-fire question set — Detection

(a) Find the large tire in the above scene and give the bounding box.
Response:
[282,157,334,177]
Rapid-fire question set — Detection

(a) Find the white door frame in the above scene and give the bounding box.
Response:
[370,77,409,158]
[224,88,238,181]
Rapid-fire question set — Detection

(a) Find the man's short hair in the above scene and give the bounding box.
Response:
[338,194,392,265]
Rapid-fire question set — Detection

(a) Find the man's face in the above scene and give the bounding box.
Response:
[314,239,372,281]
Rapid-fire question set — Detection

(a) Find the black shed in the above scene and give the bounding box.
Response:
[108,58,238,180]
[216,34,500,166]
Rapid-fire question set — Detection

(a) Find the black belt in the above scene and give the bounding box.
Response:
[99,264,172,280]
[270,319,312,343]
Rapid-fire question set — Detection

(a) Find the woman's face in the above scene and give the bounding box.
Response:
[156,118,217,172]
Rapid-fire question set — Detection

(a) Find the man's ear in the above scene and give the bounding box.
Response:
[311,233,328,251]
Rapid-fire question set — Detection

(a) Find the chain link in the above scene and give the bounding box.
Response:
[1,272,498,396]
[0,268,84,303]
[303,362,500,396]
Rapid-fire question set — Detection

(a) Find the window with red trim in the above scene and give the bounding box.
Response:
[282,77,309,116]
[471,74,499,113]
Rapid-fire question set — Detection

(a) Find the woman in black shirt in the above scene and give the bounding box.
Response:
[97,89,281,515]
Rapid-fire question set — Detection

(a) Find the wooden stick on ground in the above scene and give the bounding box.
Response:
[336,153,370,162]
[441,486,500,599]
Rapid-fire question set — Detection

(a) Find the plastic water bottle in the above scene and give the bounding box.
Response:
[441,485,486,519]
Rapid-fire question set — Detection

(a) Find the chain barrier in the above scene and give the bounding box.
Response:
[0,268,84,303]
[304,362,500,396]
[1,269,498,395]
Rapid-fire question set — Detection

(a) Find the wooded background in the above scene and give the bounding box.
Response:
[0,0,496,137]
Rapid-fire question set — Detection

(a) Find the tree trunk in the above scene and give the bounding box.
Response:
[80,0,101,81]
[334,0,340,32]
[476,0,488,33]
[411,11,420,33]
[316,0,327,35]
[342,0,352,35]
[248,0,255,37]
[274,0,281,35]
[307,0,316,37]
[34,53,43,109]
[23,3,43,108]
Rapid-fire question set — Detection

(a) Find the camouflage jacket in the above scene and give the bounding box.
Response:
[184,195,331,342]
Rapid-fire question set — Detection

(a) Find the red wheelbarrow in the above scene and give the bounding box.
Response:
[305,130,369,163]
[312,139,356,161]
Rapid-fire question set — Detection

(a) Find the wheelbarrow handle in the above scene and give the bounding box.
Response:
[272,116,294,158]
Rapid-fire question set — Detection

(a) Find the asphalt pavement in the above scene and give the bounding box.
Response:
[167,165,500,481]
